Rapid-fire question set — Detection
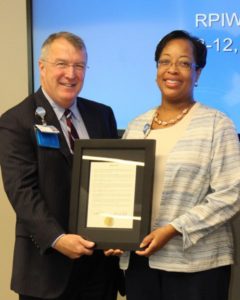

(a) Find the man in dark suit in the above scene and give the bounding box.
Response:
[0,32,124,300]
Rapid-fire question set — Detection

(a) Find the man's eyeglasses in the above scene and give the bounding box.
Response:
[157,59,198,71]
[42,60,88,72]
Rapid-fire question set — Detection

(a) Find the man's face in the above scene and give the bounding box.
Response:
[39,38,87,108]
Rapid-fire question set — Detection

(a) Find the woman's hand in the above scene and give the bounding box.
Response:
[136,224,179,257]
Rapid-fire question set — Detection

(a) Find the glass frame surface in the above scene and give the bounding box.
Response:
[69,139,155,250]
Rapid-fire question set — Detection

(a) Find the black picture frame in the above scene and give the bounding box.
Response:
[69,139,155,250]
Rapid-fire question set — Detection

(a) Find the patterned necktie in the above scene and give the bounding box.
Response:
[64,109,79,152]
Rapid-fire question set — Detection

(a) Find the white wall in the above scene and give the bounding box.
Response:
[0,1,28,299]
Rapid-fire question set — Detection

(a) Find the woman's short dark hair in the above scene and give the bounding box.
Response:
[154,30,207,70]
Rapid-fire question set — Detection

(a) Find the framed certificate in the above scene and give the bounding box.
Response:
[69,139,155,250]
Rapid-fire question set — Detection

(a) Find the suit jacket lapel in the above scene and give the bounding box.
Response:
[76,98,101,138]
[33,88,72,165]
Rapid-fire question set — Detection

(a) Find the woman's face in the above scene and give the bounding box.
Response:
[156,38,201,104]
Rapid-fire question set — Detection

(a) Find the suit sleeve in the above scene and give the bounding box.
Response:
[0,111,65,254]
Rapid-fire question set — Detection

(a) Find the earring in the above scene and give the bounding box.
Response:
[194,82,198,87]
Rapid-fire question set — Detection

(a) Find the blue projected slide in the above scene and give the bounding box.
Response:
[32,0,240,131]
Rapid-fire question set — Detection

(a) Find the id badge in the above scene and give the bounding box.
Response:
[35,125,60,149]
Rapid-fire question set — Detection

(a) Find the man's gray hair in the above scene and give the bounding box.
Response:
[40,31,87,60]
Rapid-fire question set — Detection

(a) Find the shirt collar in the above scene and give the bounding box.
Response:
[41,87,80,121]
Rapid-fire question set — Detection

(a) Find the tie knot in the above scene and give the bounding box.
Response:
[64,109,72,119]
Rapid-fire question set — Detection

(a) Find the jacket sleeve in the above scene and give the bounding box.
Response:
[171,114,240,249]
[0,111,65,254]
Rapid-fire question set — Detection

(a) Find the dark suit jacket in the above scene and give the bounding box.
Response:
[0,88,124,299]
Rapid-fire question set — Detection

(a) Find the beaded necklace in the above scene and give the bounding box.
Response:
[153,105,192,126]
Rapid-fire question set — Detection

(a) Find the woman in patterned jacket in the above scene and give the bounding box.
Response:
[118,30,240,300]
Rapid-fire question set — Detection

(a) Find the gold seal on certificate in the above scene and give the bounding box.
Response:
[104,217,114,227]
[69,139,155,250]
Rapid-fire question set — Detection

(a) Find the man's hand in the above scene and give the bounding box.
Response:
[136,224,179,257]
[53,234,95,259]
[104,249,124,256]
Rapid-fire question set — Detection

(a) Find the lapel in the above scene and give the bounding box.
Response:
[123,108,157,139]
[33,88,72,165]
[76,98,101,138]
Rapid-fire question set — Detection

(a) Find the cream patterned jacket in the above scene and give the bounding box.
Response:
[120,103,240,272]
